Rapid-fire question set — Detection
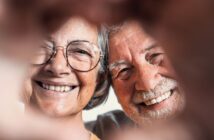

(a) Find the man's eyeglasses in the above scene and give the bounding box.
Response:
[31,40,102,72]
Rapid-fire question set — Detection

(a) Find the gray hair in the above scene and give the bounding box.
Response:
[84,25,111,110]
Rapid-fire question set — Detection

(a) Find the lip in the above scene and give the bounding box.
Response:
[134,89,180,117]
[135,88,175,103]
[144,89,173,103]
[33,79,80,98]
[35,79,79,87]
[136,88,177,111]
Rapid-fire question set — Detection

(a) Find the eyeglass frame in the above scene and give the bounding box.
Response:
[32,39,103,72]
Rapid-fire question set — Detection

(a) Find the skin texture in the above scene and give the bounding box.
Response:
[109,21,185,125]
[26,17,100,118]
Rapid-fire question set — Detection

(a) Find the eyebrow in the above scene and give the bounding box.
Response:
[67,39,90,44]
[45,36,53,42]
[145,43,158,51]
[45,37,91,46]
[109,60,130,71]
[109,40,159,70]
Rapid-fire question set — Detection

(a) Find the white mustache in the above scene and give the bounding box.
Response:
[133,78,177,104]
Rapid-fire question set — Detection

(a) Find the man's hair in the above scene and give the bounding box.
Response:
[84,25,111,110]
[108,22,126,39]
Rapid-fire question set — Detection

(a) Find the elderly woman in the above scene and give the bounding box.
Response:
[24,16,109,140]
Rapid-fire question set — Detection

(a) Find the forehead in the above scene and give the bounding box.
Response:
[50,17,98,46]
[109,22,153,63]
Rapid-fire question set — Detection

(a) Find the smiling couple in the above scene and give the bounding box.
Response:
[23,16,185,140]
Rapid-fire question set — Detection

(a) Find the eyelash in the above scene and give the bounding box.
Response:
[147,53,164,65]
[116,67,132,80]
[71,48,92,57]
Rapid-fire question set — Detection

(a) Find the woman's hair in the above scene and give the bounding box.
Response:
[85,23,127,109]
[84,25,111,110]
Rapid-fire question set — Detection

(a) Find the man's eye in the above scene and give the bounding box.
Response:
[148,53,164,66]
[116,68,132,80]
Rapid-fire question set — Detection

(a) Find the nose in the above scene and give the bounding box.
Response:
[134,63,160,91]
[45,47,71,76]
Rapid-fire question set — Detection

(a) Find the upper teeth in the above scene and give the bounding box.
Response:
[144,91,171,106]
[42,84,72,92]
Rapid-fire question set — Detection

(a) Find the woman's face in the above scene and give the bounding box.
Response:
[27,17,100,117]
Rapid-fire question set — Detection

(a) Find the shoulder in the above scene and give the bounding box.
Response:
[90,133,100,140]
[86,110,134,139]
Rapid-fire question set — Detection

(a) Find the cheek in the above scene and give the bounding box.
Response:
[159,57,177,78]
[113,80,133,104]
[158,66,175,79]
[29,66,41,77]
[78,72,98,107]
[80,70,98,86]
[22,78,33,103]
[78,70,99,98]
[23,67,41,103]
[24,66,42,101]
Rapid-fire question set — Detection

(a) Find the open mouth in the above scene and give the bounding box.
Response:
[35,81,78,93]
[138,89,175,106]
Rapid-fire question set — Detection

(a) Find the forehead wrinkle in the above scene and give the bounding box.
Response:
[109,35,138,72]
[111,37,156,71]
[121,31,152,53]
[109,40,132,70]
[109,25,153,70]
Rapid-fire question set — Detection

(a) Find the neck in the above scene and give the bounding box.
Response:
[52,111,91,140]
[54,111,84,127]
[26,106,91,140]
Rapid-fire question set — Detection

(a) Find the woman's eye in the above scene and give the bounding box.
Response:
[69,49,92,57]
[77,49,90,55]
[147,53,165,66]
[117,68,132,80]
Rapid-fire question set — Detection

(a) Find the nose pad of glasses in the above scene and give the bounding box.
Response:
[55,46,64,50]
[51,46,69,65]
[53,46,66,56]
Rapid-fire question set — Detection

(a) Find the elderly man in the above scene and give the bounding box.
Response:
[87,21,185,139]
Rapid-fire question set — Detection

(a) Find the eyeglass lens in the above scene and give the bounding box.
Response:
[31,41,100,72]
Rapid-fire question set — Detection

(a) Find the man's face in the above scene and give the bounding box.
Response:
[109,22,185,125]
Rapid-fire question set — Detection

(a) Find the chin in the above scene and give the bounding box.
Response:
[123,98,185,126]
[30,98,76,118]
[39,106,76,118]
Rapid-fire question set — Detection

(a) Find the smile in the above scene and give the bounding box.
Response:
[36,81,78,93]
[135,89,175,106]
[143,90,172,106]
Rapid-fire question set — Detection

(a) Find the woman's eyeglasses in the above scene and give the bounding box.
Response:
[31,40,102,72]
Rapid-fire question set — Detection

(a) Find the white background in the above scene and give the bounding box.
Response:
[83,87,122,121]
